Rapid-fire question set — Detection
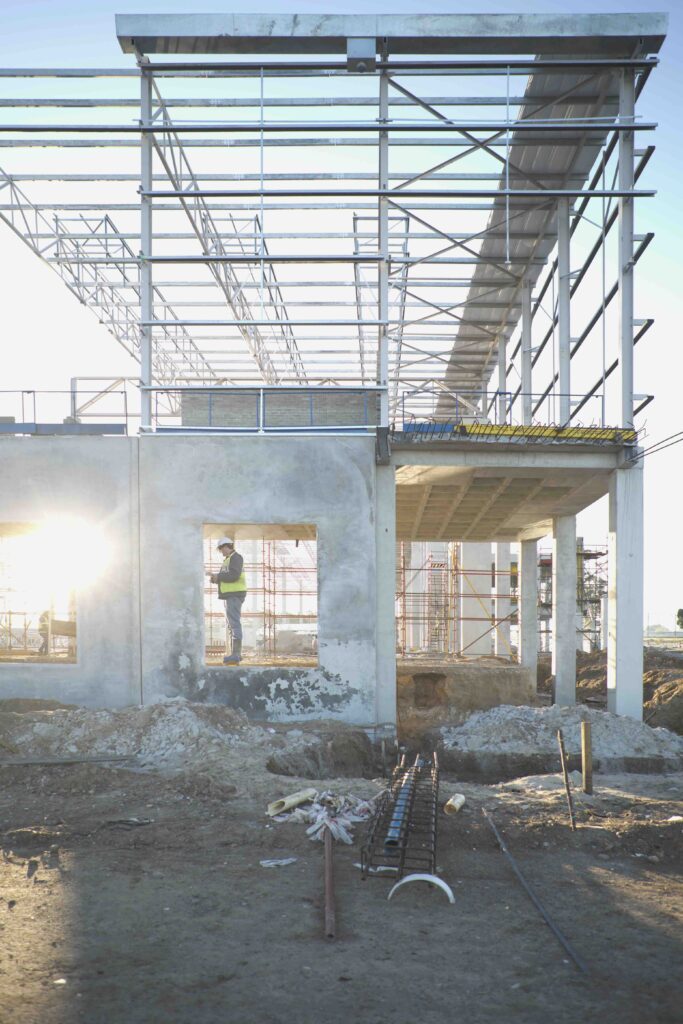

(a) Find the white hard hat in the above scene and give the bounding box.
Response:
[216,536,233,548]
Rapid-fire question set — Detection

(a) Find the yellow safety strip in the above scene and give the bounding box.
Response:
[455,424,638,443]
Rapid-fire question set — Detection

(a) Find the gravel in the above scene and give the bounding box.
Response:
[440,704,683,760]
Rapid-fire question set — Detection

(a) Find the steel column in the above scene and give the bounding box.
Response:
[497,336,507,424]
[618,69,635,429]
[139,68,153,430]
[557,197,571,424]
[521,277,533,425]
[377,57,389,428]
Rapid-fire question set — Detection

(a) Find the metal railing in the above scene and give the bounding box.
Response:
[398,387,645,434]
[0,389,129,435]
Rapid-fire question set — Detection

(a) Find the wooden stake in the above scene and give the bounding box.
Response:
[581,721,593,795]
[556,729,577,831]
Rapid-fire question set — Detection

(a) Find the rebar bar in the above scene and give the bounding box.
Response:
[324,827,336,941]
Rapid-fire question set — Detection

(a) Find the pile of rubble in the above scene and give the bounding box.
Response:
[438,708,683,770]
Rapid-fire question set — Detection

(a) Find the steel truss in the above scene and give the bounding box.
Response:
[0,13,664,432]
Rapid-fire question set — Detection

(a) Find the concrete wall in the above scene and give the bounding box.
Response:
[396,659,535,742]
[0,437,141,707]
[0,435,379,724]
[138,434,377,722]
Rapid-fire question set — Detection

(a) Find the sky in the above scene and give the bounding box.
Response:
[0,0,681,628]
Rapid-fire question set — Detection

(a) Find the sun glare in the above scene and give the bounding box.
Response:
[3,519,110,610]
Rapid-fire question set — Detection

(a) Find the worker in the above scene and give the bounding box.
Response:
[210,536,247,665]
[38,610,50,655]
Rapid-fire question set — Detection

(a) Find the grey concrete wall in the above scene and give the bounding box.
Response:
[0,437,141,708]
[0,435,379,722]
[138,434,378,723]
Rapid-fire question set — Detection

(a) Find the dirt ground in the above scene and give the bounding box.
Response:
[1,754,681,1024]
[537,646,683,733]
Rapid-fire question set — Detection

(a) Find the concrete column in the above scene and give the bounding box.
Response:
[140,68,153,432]
[618,69,635,429]
[607,462,644,719]
[557,197,571,425]
[552,515,577,705]
[459,542,492,656]
[375,462,396,730]
[448,542,458,654]
[600,593,609,651]
[494,542,511,657]
[519,539,538,682]
[521,277,533,425]
[405,541,426,651]
[576,537,587,651]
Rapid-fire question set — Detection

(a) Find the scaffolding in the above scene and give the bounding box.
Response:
[538,541,608,653]
[396,542,516,659]
[396,540,607,659]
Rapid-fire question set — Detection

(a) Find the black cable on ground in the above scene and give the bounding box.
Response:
[482,807,589,975]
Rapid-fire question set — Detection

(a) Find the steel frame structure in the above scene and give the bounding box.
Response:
[0,13,665,433]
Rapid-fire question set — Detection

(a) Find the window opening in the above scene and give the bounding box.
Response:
[203,525,318,667]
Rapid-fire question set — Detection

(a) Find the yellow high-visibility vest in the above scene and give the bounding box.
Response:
[218,552,247,594]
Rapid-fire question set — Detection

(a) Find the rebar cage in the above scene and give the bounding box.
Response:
[361,752,440,879]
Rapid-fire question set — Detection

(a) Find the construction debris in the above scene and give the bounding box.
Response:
[267,788,317,817]
[272,792,377,845]
[444,793,466,815]
[440,705,683,762]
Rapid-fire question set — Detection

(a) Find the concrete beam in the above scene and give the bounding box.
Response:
[607,462,644,719]
[392,447,621,472]
[552,515,577,705]
[519,539,538,683]
[116,13,668,56]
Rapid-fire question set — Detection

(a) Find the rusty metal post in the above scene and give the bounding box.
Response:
[581,720,593,794]
[324,827,336,940]
[557,728,577,830]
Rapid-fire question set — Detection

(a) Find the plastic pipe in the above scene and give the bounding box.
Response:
[267,787,317,817]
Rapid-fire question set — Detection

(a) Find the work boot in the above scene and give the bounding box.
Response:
[223,639,242,665]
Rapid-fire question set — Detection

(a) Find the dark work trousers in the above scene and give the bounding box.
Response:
[223,592,246,642]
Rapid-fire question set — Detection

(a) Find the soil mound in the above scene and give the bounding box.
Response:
[440,704,683,761]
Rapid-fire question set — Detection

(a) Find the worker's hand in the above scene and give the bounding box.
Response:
[209,573,218,584]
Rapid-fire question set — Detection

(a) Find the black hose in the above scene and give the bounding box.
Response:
[482,808,589,974]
